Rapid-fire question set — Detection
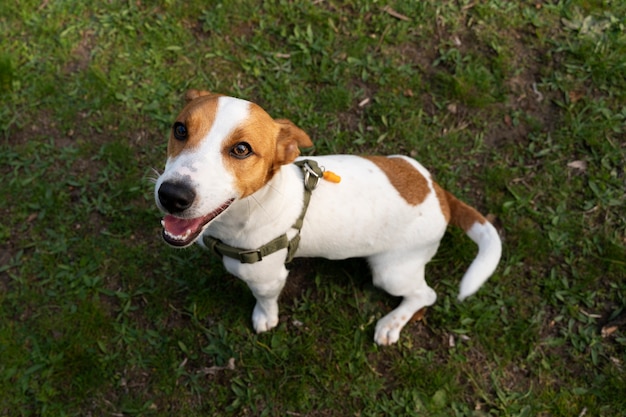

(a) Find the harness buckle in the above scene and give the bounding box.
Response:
[237,249,263,264]
[302,161,323,191]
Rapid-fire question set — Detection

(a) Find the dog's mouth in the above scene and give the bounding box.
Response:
[161,199,234,247]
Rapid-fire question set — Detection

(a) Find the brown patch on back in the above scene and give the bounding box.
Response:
[167,95,221,158]
[442,189,486,232]
[433,182,451,223]
[364,156,430,206]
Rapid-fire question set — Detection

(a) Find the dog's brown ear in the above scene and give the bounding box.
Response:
[274,119,314,167]
[275,119,314,148]
[184,89,213,102]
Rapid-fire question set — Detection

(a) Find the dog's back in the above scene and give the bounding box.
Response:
[294,154,450,259]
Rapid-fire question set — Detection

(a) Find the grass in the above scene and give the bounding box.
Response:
[1,0,625,415]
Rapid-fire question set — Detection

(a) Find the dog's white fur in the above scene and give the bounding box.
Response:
[155,90,502,345]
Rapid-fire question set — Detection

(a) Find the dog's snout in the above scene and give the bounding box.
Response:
[158,181,196,213]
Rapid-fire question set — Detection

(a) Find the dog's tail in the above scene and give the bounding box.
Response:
[443,190,502,301]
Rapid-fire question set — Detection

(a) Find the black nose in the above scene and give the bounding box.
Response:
[158,181,196,213]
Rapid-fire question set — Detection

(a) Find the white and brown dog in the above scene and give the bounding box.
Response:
[154,90,502,345]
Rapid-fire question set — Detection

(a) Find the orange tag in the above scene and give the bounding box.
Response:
[323,171,341,183]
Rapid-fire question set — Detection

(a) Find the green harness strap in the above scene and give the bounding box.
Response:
[203,160,324,264]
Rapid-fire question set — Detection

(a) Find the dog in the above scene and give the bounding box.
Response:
[154,90,502,345]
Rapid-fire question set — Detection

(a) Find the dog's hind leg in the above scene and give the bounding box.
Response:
[368,248,438,345]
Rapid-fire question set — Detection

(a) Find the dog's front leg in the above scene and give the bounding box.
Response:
[248,275,287,332]
[223,255,289,333]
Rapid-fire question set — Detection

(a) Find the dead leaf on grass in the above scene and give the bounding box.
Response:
[580,308,601,319]
[199,357,236,375]
[410,307,427,322]
[382,6,411,21]
[569,90,585,103]
[601,325,618,338]
[567,160,587,172]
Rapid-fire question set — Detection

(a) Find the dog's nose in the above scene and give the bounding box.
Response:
[158,181,196,213]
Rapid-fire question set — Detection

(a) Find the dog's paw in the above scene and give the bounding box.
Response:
[252,303,279,333]
[374,314,404,346]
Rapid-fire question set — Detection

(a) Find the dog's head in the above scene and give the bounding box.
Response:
[154,90,313,247]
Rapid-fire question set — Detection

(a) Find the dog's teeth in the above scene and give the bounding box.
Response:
[163,228,192,242]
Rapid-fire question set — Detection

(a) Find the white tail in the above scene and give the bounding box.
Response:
[457,221,502,301]
[442,189,502,301]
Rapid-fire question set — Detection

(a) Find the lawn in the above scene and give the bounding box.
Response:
[1,0,625,415]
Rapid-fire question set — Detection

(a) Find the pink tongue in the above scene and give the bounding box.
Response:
[163,215,204,237]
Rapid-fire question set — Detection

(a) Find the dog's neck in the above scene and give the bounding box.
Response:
[205,164,303,247]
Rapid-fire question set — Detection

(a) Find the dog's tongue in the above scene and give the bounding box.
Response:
[162,215,204,237]
[160,199,234,246]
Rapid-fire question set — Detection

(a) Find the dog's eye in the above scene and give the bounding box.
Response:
[230,142,253,159]
[173,122,188,141]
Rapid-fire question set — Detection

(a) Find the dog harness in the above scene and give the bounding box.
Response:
[203,160,333,264]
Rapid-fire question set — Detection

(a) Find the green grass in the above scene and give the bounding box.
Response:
[1,0,625,415]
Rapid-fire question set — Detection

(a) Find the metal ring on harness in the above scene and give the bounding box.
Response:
[302,161,323,191]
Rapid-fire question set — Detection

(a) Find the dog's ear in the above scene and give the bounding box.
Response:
[184,89,213,102]
[274,119,314,166]
[275,119,314,148]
